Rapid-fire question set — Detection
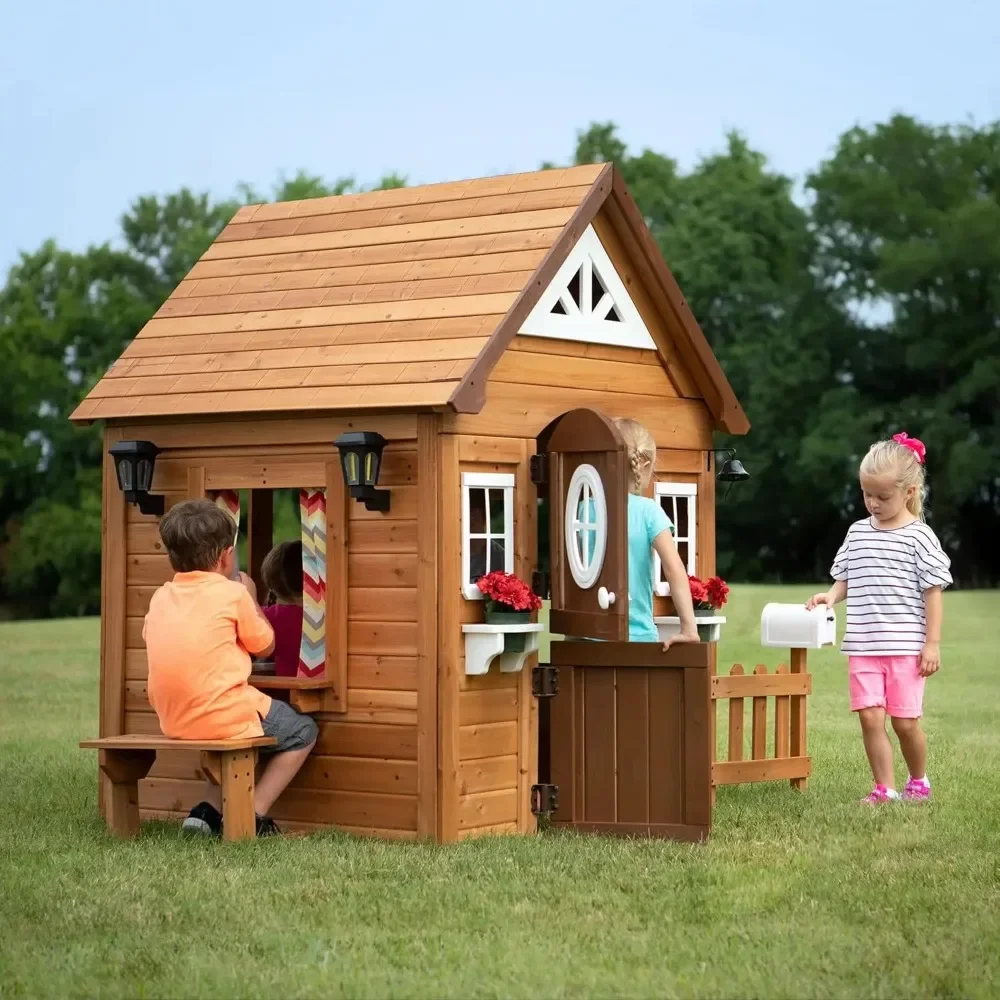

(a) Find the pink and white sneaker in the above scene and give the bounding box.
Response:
[860,783,900,804]
[904,777,931,802]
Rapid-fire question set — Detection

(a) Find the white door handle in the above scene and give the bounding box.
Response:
[598,586,616,610]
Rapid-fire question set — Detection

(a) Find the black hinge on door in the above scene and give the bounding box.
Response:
[531,570,550,601]
[531,664,558,698]
[530,783,559,816]
[529,453,548,486]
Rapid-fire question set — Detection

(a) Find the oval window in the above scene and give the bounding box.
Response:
[564,463,606,590]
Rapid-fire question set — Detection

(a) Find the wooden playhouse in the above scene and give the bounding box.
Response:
[73,162,808,844]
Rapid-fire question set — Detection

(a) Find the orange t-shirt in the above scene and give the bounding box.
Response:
[144,571,274,739]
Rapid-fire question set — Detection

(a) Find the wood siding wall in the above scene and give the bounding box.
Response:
[438,330,711,840]
[438,435,537,841]
[109,414,424,838]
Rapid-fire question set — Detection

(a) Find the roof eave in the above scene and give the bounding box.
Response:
[447,163,615,414]
[447,163,750,437]
[605,168,750,436]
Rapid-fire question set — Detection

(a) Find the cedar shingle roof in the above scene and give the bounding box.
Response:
[70,163,748,434]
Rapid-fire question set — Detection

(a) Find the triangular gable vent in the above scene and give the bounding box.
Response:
[519,224,656,350]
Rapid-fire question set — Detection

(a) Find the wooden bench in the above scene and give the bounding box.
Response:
[80,734,277,841]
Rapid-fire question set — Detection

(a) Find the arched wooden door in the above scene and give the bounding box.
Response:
[546,408,629,642]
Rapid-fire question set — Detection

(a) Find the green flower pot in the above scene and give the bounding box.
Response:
[694,607,722,642]
[484,601,532,652]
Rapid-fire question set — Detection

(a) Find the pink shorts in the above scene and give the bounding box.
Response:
[848,656,925,717]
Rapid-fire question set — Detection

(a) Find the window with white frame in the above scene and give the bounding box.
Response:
[653,481,697,597]
[461,472,515,599]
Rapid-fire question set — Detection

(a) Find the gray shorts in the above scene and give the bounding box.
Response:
[260,698,318,754]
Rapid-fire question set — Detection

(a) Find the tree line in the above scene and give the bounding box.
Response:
[1,115,997,618]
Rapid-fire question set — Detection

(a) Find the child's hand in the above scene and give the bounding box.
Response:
[662,629,700,652]
[805,592,830,610]
[919,642,941,677]
[238,572,258,601]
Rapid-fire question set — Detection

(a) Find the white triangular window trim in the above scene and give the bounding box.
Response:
[518,224,656,350]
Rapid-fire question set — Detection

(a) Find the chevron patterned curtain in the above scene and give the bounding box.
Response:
[298,488,327,677]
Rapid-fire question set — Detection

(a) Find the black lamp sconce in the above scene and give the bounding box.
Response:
[108,440,165,516]
[334,431,391,513]
[713,448,751,499]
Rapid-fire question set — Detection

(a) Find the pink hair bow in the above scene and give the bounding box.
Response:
[892,432,926,464]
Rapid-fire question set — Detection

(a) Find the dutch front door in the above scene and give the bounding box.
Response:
[545,408,629,642]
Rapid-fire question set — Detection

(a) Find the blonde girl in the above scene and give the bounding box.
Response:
[612,418,699,648]
[807,432,952,804]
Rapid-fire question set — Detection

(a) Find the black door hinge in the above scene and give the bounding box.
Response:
[531,664,558,698]
[529,453,548,486]
[530,783,559,816]
[531,570,550,601]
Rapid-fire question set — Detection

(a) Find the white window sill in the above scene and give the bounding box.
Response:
[462,623,544,676]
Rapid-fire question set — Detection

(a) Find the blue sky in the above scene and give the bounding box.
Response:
[2,0,998,273]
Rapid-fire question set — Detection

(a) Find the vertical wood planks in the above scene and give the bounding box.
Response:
[751,665,768,760]
[515,438,538,833]
[648,668,684,824]
[774,664,790,758]
[548,663,577,823]
[323,462,348,713]
[683,665,713,828]
[614,669,649,823]
[437,433,461,842]
[727,664,745,761]
[582,669,616,823]
[789,648,808,790]
[416,414,439,839]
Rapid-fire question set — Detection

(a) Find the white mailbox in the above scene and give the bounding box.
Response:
[760,603,837,649]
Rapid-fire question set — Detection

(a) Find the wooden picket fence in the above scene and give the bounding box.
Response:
[710,648,811,789]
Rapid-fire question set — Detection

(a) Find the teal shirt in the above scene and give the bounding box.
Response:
[627,493,673,642]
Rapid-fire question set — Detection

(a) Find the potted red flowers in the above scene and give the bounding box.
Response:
[476,571,543,651]
[687,575,729,641]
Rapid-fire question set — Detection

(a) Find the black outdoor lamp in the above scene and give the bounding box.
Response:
[713,448,751,498]
[334,431,390,512]
[108,440,164,515]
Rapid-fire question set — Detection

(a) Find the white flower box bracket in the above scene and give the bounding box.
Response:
[462,623,545,676]
[654,615,728,643]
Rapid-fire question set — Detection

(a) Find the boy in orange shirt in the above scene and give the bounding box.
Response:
[143,499,318,836]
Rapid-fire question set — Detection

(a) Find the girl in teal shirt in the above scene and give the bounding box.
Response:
[614,418,699,648]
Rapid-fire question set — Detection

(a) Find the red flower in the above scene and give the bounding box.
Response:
[687,575,708,606]
[705,576,730,610]
[687,574,729,610]
[476,571,543,612]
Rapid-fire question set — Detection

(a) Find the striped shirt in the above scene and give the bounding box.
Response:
[830,518,952,655]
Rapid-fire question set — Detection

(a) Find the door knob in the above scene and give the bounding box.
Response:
[598,586,616,610]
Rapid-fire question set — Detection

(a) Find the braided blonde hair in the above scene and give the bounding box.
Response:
[613,418,656,495]
[859,437,927,520]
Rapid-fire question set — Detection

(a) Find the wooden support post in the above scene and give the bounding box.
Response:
[323,462,348,713]
[437,433,461,844]
[99,428,128,821]
[221,749,258,841]
[247,489,273,596]
[789,648,808,790]
[751,665,768,760]
[98,749,156,837]
[774,664,791,758]
[727,664,745,762]
[416,415,439,840]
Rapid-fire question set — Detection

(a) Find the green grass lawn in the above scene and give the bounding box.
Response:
[1,585,998,999]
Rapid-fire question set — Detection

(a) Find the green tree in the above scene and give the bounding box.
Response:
[1,171,409,617]
[565,124,855,580]
[808,115,1000,584]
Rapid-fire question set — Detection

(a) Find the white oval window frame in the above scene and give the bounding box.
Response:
[565,463,607,590]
